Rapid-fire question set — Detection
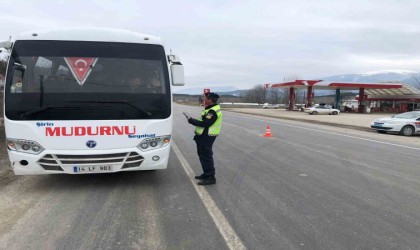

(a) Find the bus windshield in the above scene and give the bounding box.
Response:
[5,40,171,120]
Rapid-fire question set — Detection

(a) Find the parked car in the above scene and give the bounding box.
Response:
[304,106,340,115]
[262,103,280,109]
[370,111,420,136]
[286,104,305,111]
[343,106,356,112]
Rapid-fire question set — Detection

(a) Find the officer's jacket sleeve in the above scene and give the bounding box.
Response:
[188,110,218,128]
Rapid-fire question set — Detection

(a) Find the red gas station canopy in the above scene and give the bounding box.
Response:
[270,80,403,90]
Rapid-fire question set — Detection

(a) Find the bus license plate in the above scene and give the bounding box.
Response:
[73,165,113,173]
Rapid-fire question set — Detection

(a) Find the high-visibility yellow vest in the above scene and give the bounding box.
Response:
[194,104,222,136]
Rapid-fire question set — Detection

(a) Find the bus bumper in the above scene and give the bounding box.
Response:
[8,146,171,175]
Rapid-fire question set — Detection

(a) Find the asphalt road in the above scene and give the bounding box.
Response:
[0,103,419,250]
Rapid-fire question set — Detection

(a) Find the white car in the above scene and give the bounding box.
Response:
[370,111,420,136]
[304,106,340,115]
[262,103,280,109]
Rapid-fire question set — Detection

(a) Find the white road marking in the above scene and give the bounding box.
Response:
[172,142,246,250]
[227,113,420,151]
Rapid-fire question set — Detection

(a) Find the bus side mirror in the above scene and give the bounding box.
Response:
[171,64,185,86]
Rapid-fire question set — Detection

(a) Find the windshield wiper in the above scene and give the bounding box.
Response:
[19,106,84,118]
[66,100,152,117]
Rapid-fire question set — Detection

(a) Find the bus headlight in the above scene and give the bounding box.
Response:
[6,138,45,155]
[137,135,171,151]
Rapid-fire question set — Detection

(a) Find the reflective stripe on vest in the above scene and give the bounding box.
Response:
[194,105,223,136]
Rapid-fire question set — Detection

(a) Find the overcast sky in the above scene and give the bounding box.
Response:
[1,0,420,90]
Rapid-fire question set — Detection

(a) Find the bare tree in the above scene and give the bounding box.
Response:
[295,89,306,104]
[266,88,282,104]
[244,85,265,103]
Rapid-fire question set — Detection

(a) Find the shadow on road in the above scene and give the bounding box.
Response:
[46,170,161,189]
[1,168,165,192]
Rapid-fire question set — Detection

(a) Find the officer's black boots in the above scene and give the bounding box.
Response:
[197,177,216,185]
[195,174,206,180]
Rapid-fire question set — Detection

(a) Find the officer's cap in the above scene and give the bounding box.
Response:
[205,92,220,99]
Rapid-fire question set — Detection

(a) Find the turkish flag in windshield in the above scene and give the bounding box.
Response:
[64,57,98,86]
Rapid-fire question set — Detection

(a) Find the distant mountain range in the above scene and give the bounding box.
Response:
[314,70,420,95]
[318,70,420,94]
[176,70,420,96]
[321,70,419,84]
[174,86,241,95]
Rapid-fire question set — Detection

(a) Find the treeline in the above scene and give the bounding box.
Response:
[175,85,312,105]
[240,84,308,104]
[174,94,241,104]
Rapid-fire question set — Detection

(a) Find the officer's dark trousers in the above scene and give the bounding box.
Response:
[196,141,215,177]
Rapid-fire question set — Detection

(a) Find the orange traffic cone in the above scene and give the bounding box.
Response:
[263,125,272,137]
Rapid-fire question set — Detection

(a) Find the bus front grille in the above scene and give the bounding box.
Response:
[37,152,144,171]
[39,164,64,171]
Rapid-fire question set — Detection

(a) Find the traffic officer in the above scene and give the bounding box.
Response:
[186,92,222,185]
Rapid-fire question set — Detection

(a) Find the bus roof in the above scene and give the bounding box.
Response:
[14,27,163,45]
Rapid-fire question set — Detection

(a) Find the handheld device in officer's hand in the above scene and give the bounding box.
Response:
[183,112,190,119]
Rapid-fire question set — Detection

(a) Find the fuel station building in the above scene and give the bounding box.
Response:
[269,80,420,113]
